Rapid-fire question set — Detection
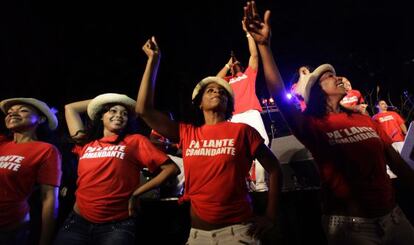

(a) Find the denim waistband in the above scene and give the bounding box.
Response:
[323,206,402,225]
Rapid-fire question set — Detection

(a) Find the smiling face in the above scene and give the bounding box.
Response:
[319,72,347,99]
[5,103,44,132]
[200,82,229,113]
[101,104,129,134]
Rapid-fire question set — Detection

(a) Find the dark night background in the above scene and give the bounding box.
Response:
[1,0,414,129]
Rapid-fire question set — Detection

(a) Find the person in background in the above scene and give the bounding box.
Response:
[373,100,408,179]
[339,77,369,115]
[216,20,270,213]
[244,1,414,244]
[372,100,407,152]
[54,93,179,245]
[136,36,282,244]
[0,97,62,245]
[290,66,312,112]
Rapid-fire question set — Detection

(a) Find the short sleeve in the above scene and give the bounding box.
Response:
[37,145,62,186]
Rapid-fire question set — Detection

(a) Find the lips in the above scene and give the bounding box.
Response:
[7,117,21,123]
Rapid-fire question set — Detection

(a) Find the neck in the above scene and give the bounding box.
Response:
[203,111,226,125]
[13,131,37,143]
[103,128,121,137]
[326,96,342,113]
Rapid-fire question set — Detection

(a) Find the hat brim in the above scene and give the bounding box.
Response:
[295,64,336,104]
[87,93,136,120]
[0,98,58,130]
[191,76,234,101]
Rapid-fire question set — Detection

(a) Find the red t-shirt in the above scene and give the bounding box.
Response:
[297,113,395,217]
[341,89,365,107]
[225,66,262,114]
[372,111,405,142]
[73,134,169,223]
[0,135,62,226]
[179,121,263,224]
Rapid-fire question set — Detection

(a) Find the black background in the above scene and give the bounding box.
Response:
[2,0,413,125]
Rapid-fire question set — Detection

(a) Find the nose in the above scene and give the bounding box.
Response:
[7,111,19,117]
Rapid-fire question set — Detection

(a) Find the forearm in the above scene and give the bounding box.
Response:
[65,100,91,137]
[131,161,178,197]
[401,124,407,135]
[39,195,58,245]
[265,168,281,222]
[246,34,259,70]
[257,44,284,98]
[216,64,230,78]
[136,56,159,115]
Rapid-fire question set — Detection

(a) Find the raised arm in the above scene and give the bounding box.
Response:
[244,1,306,135]
[243,20,259,70]
[216,56,233,78]
[64,99,91,140]
[136,37,179,142]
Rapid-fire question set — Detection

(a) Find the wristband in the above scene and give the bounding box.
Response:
[246,33,252,38]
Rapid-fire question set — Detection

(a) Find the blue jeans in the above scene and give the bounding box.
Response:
[54,211,136,245]
[322,206,414,245]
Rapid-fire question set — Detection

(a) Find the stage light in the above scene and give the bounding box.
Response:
[286,93,293,100]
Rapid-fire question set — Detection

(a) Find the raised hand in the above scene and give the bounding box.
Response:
[243,1,271,45]
[142,36,161,59]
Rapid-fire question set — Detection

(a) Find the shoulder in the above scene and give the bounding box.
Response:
[0,134,10,144]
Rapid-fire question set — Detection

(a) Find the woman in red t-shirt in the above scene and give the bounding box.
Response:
[0,97,61,245]
[54,93,179,245]
[136,37,282,244]
[244,2,414,244]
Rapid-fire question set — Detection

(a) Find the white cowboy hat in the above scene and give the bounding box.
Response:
[295,64,336,104]
[87,93,136,120]
[191,76,234,101]
[0,97,58,130]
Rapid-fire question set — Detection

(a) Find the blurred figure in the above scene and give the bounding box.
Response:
[372,100,407,152]
[216,20,270,208]
[290,66,312,112]
[339,77,369,115]
[244,1,414,244]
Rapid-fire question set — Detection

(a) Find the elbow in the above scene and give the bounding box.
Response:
[135,105,147,118]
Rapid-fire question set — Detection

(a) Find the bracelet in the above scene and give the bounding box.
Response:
[225,64,231,69]
[246,33,252,38]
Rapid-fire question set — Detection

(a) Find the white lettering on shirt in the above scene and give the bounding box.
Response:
[185,139,236,156]
[80,145,127,160]
[326,126,380,145]
[0,155,24,171]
